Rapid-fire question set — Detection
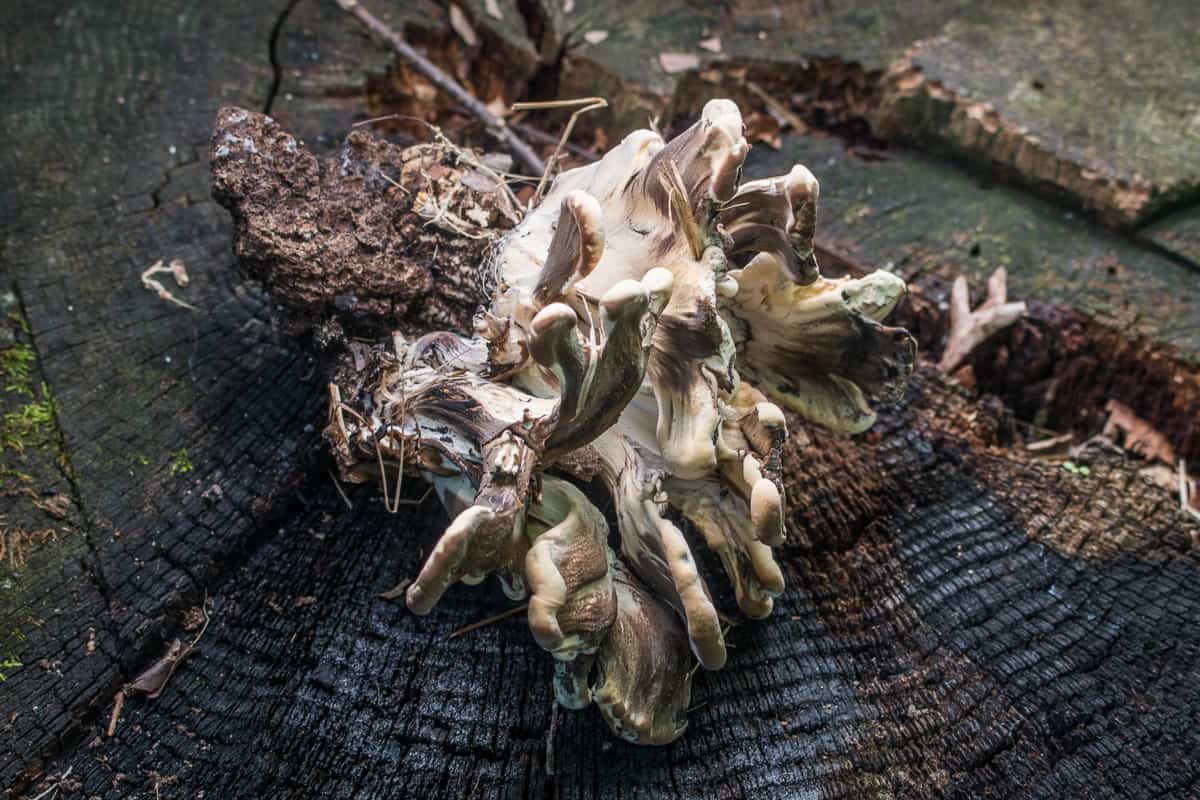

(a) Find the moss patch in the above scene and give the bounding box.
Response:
[0,344,35,397]
[0,383,58,455]
[169,448,194,476]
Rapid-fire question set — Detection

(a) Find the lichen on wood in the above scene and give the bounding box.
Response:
[211,99,915,744]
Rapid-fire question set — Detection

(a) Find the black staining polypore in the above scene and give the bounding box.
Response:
[650,309,725,393]
[534,191,604,306]
[720,167,821,286]
[592,563,695,745]
[310,99,914,745]
[837,314,917,404]
[630,100,746,218]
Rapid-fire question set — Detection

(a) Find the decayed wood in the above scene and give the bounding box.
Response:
[3,2,1200,799]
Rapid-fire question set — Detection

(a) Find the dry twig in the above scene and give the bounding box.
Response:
[335,0,545,176]
[447,603,528,639]
[939,267,1026,373]
[510,96,608,203]
[27,766,73,800]
[746,81,808,133]
[140,259,197,311]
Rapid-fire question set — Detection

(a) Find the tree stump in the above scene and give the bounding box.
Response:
[2,2,1199,798]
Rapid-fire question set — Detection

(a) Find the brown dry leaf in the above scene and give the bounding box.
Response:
[1139,463,1198,513]
[124,598,209,701]
[462,169,501,193]
[1140,464,1178,494]
[1103,399,1176,465]
[658,52,701,74]
[127,638,194,699]
[744,112,782,149]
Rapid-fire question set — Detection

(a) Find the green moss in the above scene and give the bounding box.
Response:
[0,383,57,454]
[0,344,36,397]
[0,655,23,681]
[169,448,193,476]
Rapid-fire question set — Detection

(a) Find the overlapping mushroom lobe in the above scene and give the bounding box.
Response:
[324,98,915,745]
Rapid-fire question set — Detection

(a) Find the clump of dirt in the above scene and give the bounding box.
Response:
[209,107,518,341]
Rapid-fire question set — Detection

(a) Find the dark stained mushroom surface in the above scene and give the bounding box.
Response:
[314,99,915,743]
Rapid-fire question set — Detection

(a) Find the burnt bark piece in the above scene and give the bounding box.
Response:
[210,106,506,338]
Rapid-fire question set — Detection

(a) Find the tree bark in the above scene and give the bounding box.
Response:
[2,2,1199,799]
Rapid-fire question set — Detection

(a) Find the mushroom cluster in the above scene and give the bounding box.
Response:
[325,99,916,744]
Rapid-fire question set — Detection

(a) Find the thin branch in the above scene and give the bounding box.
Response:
[939,267,1027,373]
[511,96,608,203]
[448,603,528,638]
[140,259,198,311]
[329,469,354,511]
[27,767,72,800]
[335,0,545,176]
[511,121,597,161]
[745,81,808,133]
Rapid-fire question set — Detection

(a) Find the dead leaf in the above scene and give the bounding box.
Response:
[462,169,501,193]
[1140,464,1178,493]
[127,638,195,699]
[1103,399,1176,465]
[295,595,317,608]
[583,29,609,45]
[699,36,722,53]
[480,152,513,173]
[484,0,503,19]
[658,52,701,74]
[744,112,782,149]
